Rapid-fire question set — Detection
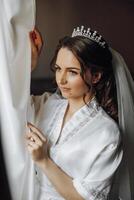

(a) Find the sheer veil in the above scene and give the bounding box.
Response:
[110,49,134,200]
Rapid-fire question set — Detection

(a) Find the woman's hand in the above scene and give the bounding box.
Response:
[26,122,48,164]
[26,125,84,200]
[29,28,43,71]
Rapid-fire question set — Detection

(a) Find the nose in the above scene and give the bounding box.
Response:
[58,72,67,85]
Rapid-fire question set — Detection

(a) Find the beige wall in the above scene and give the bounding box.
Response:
[32,0,134,79]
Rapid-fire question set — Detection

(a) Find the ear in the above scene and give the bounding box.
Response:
[92,72,102,84]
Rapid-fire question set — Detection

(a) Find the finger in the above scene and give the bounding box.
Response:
[27,145,33,153]
[29,32,38,54]
[30,133,43,146]
[29,31,35,44]
[25,131,43,146]
[34,28,43,45]
[27,140,39,149]
[27,144,37,154]
[33,28,43,53]
[27,122,46,142]
[25,128,33,139]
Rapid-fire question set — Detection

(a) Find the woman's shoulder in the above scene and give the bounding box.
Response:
[89,99,120,134]
[95,107,121,143]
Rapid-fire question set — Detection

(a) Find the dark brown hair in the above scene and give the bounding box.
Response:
[51,35,118,122]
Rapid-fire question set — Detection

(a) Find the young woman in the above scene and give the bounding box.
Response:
[26,27,123,200]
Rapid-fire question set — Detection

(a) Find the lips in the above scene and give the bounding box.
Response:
[59,87,70,91]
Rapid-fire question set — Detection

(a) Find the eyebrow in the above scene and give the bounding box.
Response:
[55,64,81,71]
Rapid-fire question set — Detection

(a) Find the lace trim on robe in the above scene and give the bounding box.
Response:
[51,98,100,147]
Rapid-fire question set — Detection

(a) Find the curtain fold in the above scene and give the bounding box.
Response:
[0,1,37,200]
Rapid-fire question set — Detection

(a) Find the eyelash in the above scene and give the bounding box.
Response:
[54,66,60,71]
[69,71,78,75]
[54,66,78,75]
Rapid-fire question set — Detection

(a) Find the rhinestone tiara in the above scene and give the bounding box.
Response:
[72,25,106,48]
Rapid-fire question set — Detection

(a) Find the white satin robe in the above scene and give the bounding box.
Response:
[30,92,123,200]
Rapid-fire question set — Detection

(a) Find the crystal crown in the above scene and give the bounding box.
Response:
[72,26,106,48]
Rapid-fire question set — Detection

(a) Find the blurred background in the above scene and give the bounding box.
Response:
[31,0,134,95]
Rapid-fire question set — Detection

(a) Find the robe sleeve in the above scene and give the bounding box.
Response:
[73,130,123,200]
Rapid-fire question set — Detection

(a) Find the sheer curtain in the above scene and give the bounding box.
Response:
[0,1,38,200]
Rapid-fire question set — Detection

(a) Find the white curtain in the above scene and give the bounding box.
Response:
[0,1,38,200]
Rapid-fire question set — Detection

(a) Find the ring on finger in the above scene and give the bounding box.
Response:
[30,137,35,142]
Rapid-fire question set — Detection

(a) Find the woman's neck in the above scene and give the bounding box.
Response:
[67,91,94,114]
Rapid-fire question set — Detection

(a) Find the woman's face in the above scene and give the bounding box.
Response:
[55,48,92,101]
